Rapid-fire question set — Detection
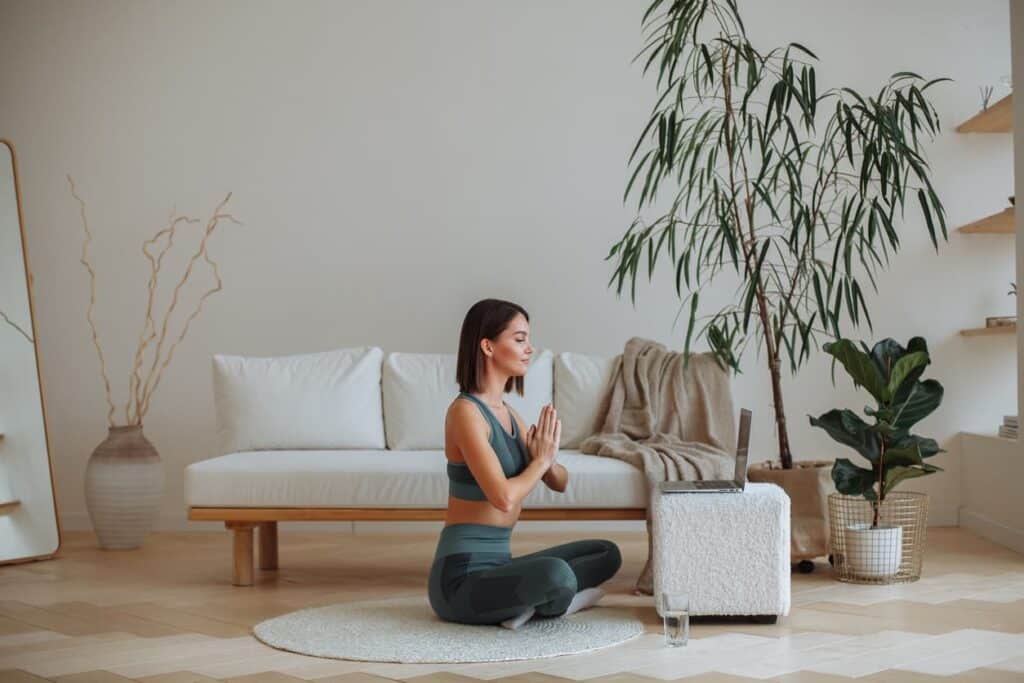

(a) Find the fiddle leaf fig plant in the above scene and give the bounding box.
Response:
[810,337,944,527]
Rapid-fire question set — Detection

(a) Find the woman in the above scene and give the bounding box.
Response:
[427,298,622,629]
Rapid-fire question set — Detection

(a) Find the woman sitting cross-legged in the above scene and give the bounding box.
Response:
[427,298,622,629]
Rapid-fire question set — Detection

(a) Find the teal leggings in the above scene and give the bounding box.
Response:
[427,523,622,625]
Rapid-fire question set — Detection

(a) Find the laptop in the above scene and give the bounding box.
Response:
[658,408,751,493]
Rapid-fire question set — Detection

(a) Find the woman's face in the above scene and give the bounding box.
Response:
[483,313,534,376]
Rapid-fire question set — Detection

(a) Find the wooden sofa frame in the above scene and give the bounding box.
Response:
[189,507,646,586]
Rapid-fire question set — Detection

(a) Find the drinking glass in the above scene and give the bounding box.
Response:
[659,591,689,647]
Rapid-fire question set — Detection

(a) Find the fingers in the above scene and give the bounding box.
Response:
[540,403,556,437]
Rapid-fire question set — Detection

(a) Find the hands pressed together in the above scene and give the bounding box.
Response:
[526,403,561,471]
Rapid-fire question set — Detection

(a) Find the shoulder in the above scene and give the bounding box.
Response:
[447,396,488,433]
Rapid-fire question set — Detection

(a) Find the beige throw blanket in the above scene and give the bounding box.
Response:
[579,336,737,594]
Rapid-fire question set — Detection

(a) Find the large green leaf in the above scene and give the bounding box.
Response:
[869,338,905,381]
[892,338,930,405]
[882,462,942,496]
[890,434,944,459]
[892,379,943,431]
[886,351,929,401]
[882,443,923,467]
[823,339,887,402]
[810,409,881,463]
[832,457,877,500]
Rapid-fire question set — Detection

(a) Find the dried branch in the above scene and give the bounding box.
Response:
[69,180,239,428]
[136,193,239,422]
[0,309,33,344]
[68,175,117,427]
[125,210,199,425]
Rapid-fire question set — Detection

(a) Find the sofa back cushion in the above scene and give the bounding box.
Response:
[213,347,386,454]
[382,349,554,450]
[554,352,619,448]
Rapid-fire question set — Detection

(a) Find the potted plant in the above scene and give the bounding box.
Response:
[606,0,949,568]
[69,178,240,549]
[810,337,943,581]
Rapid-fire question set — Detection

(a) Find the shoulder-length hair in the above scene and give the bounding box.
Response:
[456,298,529,396]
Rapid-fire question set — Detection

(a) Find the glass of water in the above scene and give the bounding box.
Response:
[659,591,689,647]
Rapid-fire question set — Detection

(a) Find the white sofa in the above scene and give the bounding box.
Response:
[185,346,650,586]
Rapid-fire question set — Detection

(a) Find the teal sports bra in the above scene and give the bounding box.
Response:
[447,392,529,501]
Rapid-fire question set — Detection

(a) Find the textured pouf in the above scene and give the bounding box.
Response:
[252,595,644,663]
[652,482,791,618]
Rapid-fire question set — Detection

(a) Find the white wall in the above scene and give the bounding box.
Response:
[0,0,1012,532]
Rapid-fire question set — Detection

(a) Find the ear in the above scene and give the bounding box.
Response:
[479,339,492,357]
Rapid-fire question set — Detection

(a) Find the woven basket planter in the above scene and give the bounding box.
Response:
[827,492,928,584]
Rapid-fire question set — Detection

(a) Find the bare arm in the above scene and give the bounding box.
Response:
[447,401,555,513]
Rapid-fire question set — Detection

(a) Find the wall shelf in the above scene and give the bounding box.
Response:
[957,207,1015,234]
[960,324,1016,336]
[956,94,1013,133]
[0,500,21,515]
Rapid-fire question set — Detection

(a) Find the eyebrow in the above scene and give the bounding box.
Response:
[512,330,529,335]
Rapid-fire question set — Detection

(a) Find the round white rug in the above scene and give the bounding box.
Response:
[252,595,645,663]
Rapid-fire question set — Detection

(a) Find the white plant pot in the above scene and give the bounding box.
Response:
[844,523,903,578]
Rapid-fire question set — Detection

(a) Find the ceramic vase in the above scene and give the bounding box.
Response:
[84,425,164,549]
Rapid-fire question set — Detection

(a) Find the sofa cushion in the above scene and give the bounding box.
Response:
[554,352,619,448]
[184,450,646,508]
[382,349,554,450]
[212,347,385,454]
[381,352,457,450]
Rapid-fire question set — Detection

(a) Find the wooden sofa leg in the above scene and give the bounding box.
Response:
[259,521,278,570]
[226,522,255,586]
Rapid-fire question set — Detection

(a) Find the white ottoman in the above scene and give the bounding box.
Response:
[652,482,790,621]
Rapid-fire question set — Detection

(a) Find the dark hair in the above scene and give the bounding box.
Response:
[456,298,529,395]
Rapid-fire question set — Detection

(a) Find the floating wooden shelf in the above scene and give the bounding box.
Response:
[957,94,1012,133]
[960,324,1016,336]
[957,207,1014,234]
[0,500,21,514]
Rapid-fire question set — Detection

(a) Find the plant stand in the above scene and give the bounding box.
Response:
[827,492,928,584]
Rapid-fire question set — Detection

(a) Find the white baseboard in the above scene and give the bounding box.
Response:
[959,507,1024,554]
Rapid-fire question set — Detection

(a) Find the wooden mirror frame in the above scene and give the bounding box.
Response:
[0,138,62,564]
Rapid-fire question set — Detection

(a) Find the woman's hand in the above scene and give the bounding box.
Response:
[526,404,561,471]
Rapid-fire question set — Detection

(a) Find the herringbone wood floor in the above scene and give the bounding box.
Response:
[0,527,1023,682]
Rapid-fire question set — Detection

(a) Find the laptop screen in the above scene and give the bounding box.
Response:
[734,408,752,483]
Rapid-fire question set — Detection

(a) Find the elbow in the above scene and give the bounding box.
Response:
[489,490,516,513]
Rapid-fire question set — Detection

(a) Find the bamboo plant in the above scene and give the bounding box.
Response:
[606,0,949,468]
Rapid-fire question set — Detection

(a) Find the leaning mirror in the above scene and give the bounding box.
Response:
[0,139,61,564]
